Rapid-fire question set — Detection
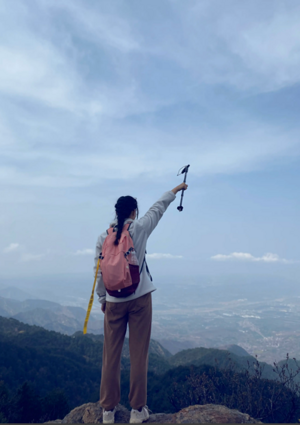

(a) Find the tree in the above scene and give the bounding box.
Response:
[10,382,41,423]
[0,381,9,423]
[41,389,69,422]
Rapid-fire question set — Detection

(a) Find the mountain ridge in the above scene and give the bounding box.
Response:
[0,296,103,335]
[1,315,299,423]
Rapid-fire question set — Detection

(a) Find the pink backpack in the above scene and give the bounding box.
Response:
[100,223,140,297]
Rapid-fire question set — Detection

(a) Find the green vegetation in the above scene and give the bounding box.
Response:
[148,362,300,423]
[0,381,69,423]
[168,346,276,380]
[1,316,300,423]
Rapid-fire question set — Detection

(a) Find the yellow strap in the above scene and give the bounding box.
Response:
[83,258,101,335]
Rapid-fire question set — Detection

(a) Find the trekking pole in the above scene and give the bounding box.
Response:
[83,257,101,334]
[177,164,190,212]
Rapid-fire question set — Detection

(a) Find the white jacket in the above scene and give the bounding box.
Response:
[95,190,176,304]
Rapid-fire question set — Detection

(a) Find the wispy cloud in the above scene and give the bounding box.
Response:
[20,253,44,262]
[2,243,45,262]
[145,0,300,93]
[147,253,183,260]
[2,121,298,188]
[1,0,300,277]
[74,249,94,256]
[211,252,297,264]
[1,0,300,192]
[56,1,140,53]
[3,243,20,253]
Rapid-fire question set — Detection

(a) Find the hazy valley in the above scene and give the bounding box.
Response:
[1,272,299,364]
[152,275,300,364]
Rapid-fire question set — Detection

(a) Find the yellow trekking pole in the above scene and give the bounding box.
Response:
[83,257,101,334]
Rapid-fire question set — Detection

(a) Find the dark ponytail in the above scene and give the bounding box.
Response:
[114,196,138,246]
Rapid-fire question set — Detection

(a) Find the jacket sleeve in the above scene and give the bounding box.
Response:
[135,191,176,238]
[94,232,107,304]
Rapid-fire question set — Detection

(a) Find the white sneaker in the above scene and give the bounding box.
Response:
[103,407,116,424]
[130,405,150,423]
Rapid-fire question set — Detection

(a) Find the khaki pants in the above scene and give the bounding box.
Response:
[100,293,152,411]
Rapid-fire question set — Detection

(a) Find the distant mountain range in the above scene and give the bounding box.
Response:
[0,285,35,301]
[0,296,103,335]
[0,294,258,359]
[0,314,294,386]
[156,338,198,354]
[1,288,298,383]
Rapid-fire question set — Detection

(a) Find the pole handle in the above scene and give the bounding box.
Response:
[177,164,190,212]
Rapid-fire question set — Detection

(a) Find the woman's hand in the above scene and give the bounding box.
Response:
[101,302,106,314]
[172,183,188,194]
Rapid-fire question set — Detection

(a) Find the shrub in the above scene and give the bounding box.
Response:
[169,355,300,423]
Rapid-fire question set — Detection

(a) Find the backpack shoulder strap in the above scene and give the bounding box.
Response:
[106,223,132,239]
[123,222,133,238]
[139,251,153,281]
[107,227,114,235]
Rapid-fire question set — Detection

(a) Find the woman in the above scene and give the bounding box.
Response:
[95,183,188,424]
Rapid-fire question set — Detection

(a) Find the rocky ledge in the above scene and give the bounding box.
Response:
[47,402,261,423]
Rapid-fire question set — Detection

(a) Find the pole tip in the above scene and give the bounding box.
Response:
[177,206,183,212]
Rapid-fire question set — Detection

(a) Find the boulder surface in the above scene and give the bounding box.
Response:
[47,402,261,423]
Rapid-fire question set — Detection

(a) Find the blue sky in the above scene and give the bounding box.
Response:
[1,0,300,282]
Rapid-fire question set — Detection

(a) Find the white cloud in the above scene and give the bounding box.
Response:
[2,0,300,125]
[74,249,94,256]
[226,6,300,92]
[0,0,300,277]
[0,40,79,112]
[56,1,140,53]
[3,243,19,253]
[1,0,300,192]
[147,253,183,260]
[29,0,300,96]
[2,120,298,188]
[20,253,44,262]
[3,243,45,262]
[211,252,297,264]
[146,0,300,93]
[0,1,152,119]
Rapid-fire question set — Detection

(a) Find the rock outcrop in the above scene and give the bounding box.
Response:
[48,402,261,423]
[169,404,260,423]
